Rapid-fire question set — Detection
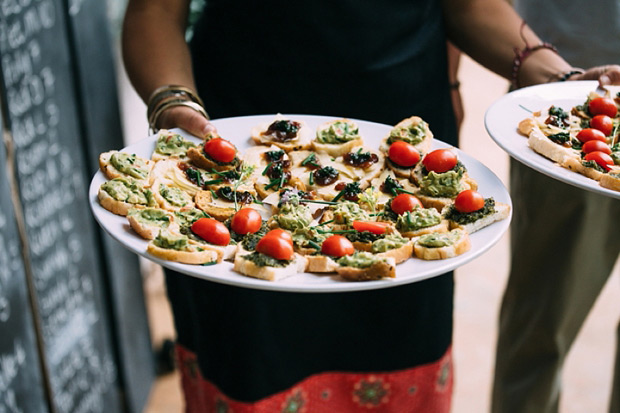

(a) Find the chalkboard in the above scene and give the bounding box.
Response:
[0,120,48,413]
[0,1,122,411]
[65,1,154,411]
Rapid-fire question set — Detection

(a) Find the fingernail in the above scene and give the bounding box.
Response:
[203,123,217,135]
[600,74,611,85]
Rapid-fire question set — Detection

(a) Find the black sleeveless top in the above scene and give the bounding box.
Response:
[166,0,456,402]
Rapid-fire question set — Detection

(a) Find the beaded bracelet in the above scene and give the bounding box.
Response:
[511,42,559,89]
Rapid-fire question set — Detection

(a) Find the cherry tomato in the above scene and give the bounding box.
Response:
[256,235,294,260]
[391,193,423,215]
[582,139,612,155]
[454,189,485,213]
[352,221,389,235]
[576,128,607,144]
[263,229,293,244]
[191,218,231,245]
[204,137,237,163]
[388,141,421,167]
[321,235,355,258]
[590,114,614,136]
[584,151,614,171]
[588,97,618,118]
[422,149,458,173]
[230,208,262,235]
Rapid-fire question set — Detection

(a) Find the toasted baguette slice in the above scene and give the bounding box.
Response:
[375,242,414,264]
[194,189,263,221]
[379,116,433,155]
[151,129,197,161]
[562,157,607,181]
[413,229,471,260]
[233,252,307,281]
[312,119,364,157]
[386,160,416,179]
[528,127,580,165]
[399,220,450,238]
[98,178,155,216]
[312,138,364,157]
[336,256,396,281]
[186,144,241,172]
[147,231,221,265]
[305,255,339,273]
[99,150,153,182]
[331,145,386,184]
[127,207,178,240]
[444,202,511,234]
[147,243,220,265]
[250,115,313,152]
[599,171,620,191]
[151,179,195,211]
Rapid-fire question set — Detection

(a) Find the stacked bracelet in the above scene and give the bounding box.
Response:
[147,85,209,133]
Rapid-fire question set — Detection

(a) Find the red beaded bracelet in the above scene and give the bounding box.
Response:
[511,42,559,89]
[511,21,560,89]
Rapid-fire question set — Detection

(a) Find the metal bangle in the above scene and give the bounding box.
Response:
[146,85,206,121]
[148,99,210,134]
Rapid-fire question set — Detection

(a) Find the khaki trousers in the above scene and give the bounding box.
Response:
[492,160,620,413]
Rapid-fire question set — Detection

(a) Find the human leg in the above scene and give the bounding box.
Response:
[492,160,619,413]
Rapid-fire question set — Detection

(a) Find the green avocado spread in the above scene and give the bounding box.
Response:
[174,208,207,230]
[332,201,371,225]
[110,152,150,180]
[316,120,360,144]
[396,207,442,232]
[420,169,463,197]
[274,202,313,230]
[128,207,171,227]
[152,230,190,251]
[386,121,428,145]
[417,229,463,248]
[338,251,381,268]
[160,185,192,207]
[371,233,409,253]
[101,177,156,206]
[292,227,327,249]
[155,132,196,156]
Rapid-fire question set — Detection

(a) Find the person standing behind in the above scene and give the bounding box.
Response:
[492,1,620,412]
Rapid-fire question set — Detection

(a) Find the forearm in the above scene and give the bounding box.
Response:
[442,0,573,88]
[122,0,195,103]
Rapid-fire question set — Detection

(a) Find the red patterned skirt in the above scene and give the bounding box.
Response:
[176,344,452,413]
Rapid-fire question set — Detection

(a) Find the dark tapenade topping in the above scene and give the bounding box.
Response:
[263,120,301,142]
[264,160,291,180]
[545,105,569,128]
[334,181,362,202]
[343,149,379,169]
[380,175,403,196]
[312,166,339,186]
[301,152,322,170]
[264,150,285,162]
[217,186,254,205]
[547,132,572,147]
[213,169,241,183]
[180,163,205,187]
